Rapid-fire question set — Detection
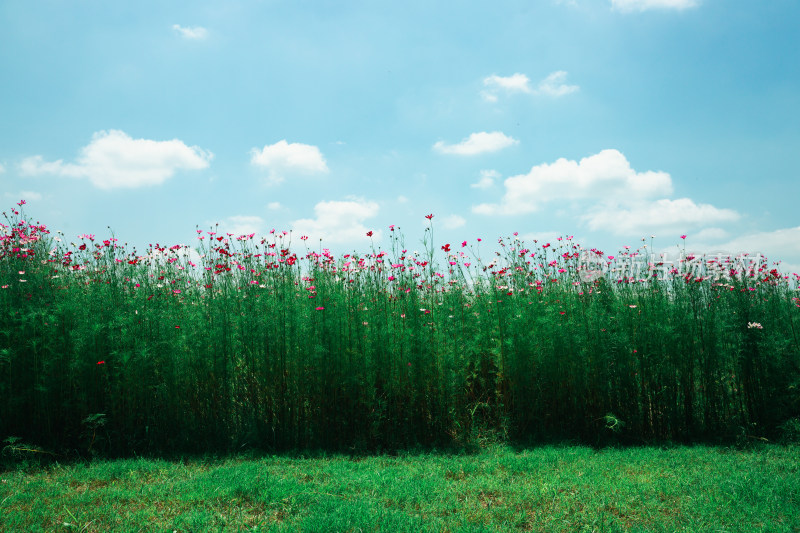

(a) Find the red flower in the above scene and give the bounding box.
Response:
[441,243,451,252]
[97,360,105,365]
[366,231,373,237]
[425,214,434,220]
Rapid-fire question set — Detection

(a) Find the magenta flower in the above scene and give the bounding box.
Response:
[680,235,687,239]
[316,306,325,311]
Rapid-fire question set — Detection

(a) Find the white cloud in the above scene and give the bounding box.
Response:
[483,73,532,95]
[250,140,329,184]
[695,227,800,259]
[611,0,699,12]
[582,198,740,235]
[291,198,380,244]
[397,195,409,203]
[214,215,265,237]
[3,190,43,202]
[482,71,578,101]
[441,215,467,230]
[536,71,579,97]
[473,149,739,237]
[692,227,730,242]
[680,226,800,276]
[267,202,282,210]
[20,130,212,189]
[473,149,672,215]
[172,24,208,39]
[19,156,73,176]
[434,131,518,156]
[471,169,500,189]
[0,163,5,173]
[18,190,42,201]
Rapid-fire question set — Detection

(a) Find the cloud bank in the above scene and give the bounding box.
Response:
[481,71,578,102]
[251,140,329,184]
[473,149,739,236]
[216,215,265,237]
[20,130,212,189]
[292,198,380,244]
[434,132,518,156]
[473,149,672,215]
[471,169,499,189]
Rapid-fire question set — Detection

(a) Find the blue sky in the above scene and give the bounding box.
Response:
[2,0,799,273]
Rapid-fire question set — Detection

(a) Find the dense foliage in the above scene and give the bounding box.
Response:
[2,203,799,456]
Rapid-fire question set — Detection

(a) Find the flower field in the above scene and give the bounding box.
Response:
[1,202,799,457]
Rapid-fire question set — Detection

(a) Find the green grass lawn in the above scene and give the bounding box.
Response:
[2,444,798,532]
